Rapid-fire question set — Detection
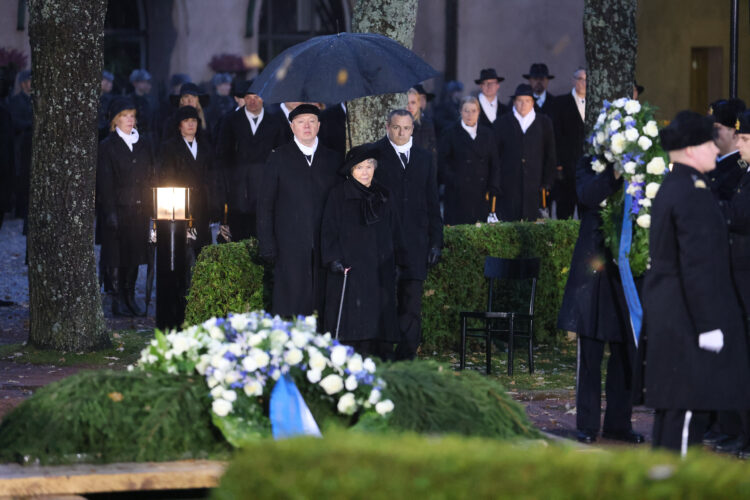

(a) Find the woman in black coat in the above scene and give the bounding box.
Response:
[97,97,155,316]
[407,88,437,157]
[438,96,500,225]
[157,105,212,255]
[320,144,406,359]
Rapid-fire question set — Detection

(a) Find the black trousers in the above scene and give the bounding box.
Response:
[552,177,577,219]
[394,279,424,361]
[227,211,256,241]
[653,409,711,452]
[576,335,633,433]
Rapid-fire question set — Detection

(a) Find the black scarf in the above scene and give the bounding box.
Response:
[350,178,387,226]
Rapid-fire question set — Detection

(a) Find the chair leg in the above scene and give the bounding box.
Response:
[460,315,466,370]
[485,319,492,375]
[528,320,534,374]
[508,315,514,376]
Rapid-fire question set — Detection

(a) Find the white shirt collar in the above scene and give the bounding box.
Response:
[572,88,585,121]
[461,120,477,140]
[280,103,292,120]
[183,136,198,159]
[478,92,498,123]
[115,127,139,151]
[245,106,264,134]
[513,107,536,134]
[294,136,318,164]
[534,90,547,108]
[717,150,740,163]
[389,137,412,155]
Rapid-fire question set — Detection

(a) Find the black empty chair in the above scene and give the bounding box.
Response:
[459,256,539,375]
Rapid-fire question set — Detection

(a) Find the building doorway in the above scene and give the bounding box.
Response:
[690,47,723,113]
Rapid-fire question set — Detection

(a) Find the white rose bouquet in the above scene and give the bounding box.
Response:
[133,311,393,446]
[589,98,669,276]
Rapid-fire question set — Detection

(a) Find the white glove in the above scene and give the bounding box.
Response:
[149,227,157,244]
[487,212,499,224]
[187,227,197,241]
[219,224,232,242]
[698,329,724,353]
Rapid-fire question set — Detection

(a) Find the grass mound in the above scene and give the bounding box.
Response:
[0,370,229,464]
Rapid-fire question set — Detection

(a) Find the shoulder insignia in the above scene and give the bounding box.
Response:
[694,179,707,189]
[737,119,741,131]
[739,159,748,169]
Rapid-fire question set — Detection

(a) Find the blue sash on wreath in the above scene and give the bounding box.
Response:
[618,186,643,347]
[270,374,322,439]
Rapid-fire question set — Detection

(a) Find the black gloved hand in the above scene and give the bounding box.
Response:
[427,247,442,267]
[329,260,346,274]
[105,213,118,229]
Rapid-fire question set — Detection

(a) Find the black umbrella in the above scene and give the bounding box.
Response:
[249,32,439,104]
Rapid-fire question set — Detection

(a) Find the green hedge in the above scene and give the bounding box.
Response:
[213,432,750,500]
[186,221,579,349]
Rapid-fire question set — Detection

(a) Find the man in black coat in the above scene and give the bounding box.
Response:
[0,67,14,233]
[216,80,287,240]
[374,109,443,360]
[708,99,746,201]
[9,70,32,221]
[128,69,156,141]
[495,84,556,221]
[643,111,750,453]
[318,103,347,157]
[475,68,509,130]
[523,63,556,117]
[257,104,342,318]
[558,155,643,444]
[552,68,587,219]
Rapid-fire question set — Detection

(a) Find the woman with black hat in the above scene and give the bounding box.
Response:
[320,143,406,359]
[163,83,212,145]
[97,96,155,316]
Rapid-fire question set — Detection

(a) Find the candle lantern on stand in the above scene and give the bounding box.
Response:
[152,187,192,330]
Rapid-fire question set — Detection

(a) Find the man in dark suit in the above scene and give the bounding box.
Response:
[318,102,347,156]
[216,80,287,240]
[374,109,443,360]
[257,104,342,318]
[552,68,587,219]
[643,111,750,453]
[558,155,644,444]
[523,63,556,116]
[495,84,556,221]
[9,70,32,221]
[475,68,509,130]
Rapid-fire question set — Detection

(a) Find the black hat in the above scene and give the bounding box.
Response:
[232,79,250,98]
[339,143,380,176]
[523,63,554,80]
[475,68,504,84]
[288,103,321,122]
[634,81,645,96]
[510,84,535,99]
[171,82,210,107]
[737,110,750,134]
[413,84,435,102]
[710,98,746,128]
[659,110,716,151]
[108,96,136,122]
[175,105,200,124]
[241,79,258,97]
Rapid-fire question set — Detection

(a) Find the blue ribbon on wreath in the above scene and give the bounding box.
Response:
[618,184,643,347]
[269,374,322,440]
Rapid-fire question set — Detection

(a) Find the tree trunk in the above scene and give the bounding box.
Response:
[347,0,419,149]
[27,0,110,351]
[583,0,638,140]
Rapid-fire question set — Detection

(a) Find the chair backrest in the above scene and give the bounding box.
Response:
[483,256,540,315]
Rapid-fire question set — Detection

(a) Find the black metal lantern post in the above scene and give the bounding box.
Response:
[153,187,191,330]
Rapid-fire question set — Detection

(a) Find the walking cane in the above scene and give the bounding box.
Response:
[334,267,351,340]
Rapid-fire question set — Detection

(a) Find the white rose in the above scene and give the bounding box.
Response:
[347,354,364,373]
[171,335,190,356]
[596,112,606,126]
[247,333,264,347]
[202,317,218,329]
[224,371,240,385]
[330,345,349,367]
[229,314,248,331]
[210,385,224,398]
[363,358,377,374]
[270,368,281,381]
[304,316,317,329]
[242,355,258,372]
[211,354,231,372]
[319,374,344,395]
[638,136,653,151]
[308,351,327,371]
[614,98,627,108]
[643,120,659,138]
[609,120,621,131]
[222,389,237,402]
[636,214,651,228]
[228,343,243,357]
[626,183,641,196]
[599,199,608,208]
[623,161,637,174]
[165,350,174,360]
[269,329,288,349]
[638,198,652,208]
[244,380,263,397]
[368,388,382,405]
[591,159,606,173]
[646,157,666,175]
[624,100,641,114]
[212,398,233,417]
[645,182,660,199]
[290,329,308,348]
[208,326,224,340]
[252,349,270,368]
[345,374,358,391]
[610,133,626,154]
[596,131,607,145]
[284,347,304,366]
[632,174,645,183]
[604,151,615,162]
[306,369,322,383]
[337,392,357,415]
[624,127,639,142]
[196,355,210,375]
[313,333,331,348]
[375,399,395,416]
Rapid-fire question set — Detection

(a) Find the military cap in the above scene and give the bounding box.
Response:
[710,98,746,129]
[737,110,750,134]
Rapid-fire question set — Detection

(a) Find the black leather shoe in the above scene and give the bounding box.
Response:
[576,430,597,444]
[703,430,730,447]
[602,429,645,444]
[715,436,745,454]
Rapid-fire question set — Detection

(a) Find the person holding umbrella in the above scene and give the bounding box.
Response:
[97,96,155,317]
[321,143,406,359]
[257,104,342,318]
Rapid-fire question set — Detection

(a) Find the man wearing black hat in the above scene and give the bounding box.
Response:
[552,68,587,219]
[475,68,510,130]
[642,110,750,453]
[374,109,443,360]
[523,63,556,116]
[495,84,556,221]
[257,104,342,318]
[708,99,747,201]
[216,80,287,241]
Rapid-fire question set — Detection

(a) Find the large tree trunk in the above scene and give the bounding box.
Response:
[583,0,638,140]
[347,0,419,149]
[27,0,110,351]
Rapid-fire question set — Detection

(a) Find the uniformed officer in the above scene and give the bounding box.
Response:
[643,110,750,454]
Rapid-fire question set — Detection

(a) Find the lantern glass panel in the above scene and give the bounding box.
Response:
[155,187,187,220]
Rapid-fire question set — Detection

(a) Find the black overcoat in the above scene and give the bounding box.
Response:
[535,92,556,117]
[412,116,437,159]
[438,122,500,225]
[0,104,14,216]
[643,163,750,410]
[495,112,556,221]
[216,107,287,215]
[709,151,745,201]
[374,137,443,280]
[257,141,342,317]
[557,157,628,342]
[552,93,585,203]
[97,131,155,267]
[320,179,404,341]
[319,104,346,156]
[157,135,213,252]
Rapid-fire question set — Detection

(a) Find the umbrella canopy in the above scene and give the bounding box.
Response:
[249,32,439,104]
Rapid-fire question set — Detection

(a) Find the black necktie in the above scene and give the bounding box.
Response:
[399,152,409,167]
[252,117,258,124]
[304,154,312,166]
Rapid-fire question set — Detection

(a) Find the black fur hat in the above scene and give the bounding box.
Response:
[659,110,716,151]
